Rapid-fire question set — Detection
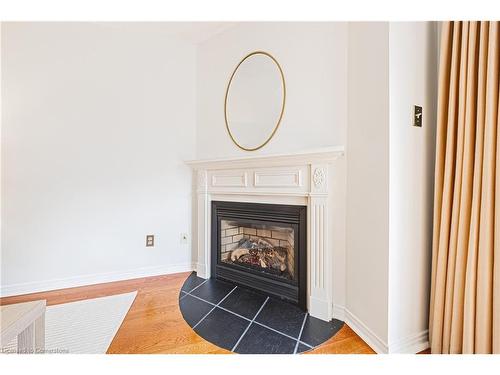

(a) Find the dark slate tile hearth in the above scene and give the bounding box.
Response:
[219,286,267,319]
[299,315,344,347]
[194,307,249,351]
[190,278,235,304]
[254,297,307,338]
[181,272,206,293]
[178,272,344,354]
[234,323,297,354]
[179,294,213,326]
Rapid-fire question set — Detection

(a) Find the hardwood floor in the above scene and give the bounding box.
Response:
[0,272,374,354]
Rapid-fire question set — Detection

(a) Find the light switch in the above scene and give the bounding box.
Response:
[414,105,423,127]
[146,235,154,247]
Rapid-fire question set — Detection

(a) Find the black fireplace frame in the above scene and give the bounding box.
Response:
[211,200,307,310]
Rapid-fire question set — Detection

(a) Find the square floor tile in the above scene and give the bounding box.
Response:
[181,272,206,293]
[219,287,267,319]
[194,307,249,351]
[299,316,344,347]
[254,298,306,338]
[179,294,214,327]
[190,278,235,304]
[234,323,297,354]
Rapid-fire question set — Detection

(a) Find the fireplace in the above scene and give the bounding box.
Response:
[211,201,307,309]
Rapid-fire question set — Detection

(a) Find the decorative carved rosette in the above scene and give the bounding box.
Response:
[313,167,326,188]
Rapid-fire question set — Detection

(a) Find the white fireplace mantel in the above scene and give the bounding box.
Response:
[186,147,346,322]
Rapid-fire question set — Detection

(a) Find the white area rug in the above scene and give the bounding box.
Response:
[3,291,137,354]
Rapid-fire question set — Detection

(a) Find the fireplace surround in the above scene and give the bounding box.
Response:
[186,147,345,322]
[211,201,307,308]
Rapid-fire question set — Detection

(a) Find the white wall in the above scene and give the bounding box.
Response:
[345,21,438,353]
[345,22,391,351]
[1,23,197,295]
[196,22,348,159]
[1,21,439,353]
[194,21,349,318]
[388,22,438,352]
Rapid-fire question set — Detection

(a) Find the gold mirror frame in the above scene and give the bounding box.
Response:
[224,51,286,151]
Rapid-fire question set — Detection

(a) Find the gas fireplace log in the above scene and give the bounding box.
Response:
[230,248,250,261]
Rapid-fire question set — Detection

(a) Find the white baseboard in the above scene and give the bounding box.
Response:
[344,308,389,354]
[333,303,346,321]
[0,263,195,297]
[343,307,429,354]
[388,330,429,354]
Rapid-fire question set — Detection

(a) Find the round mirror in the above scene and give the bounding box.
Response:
[224,51,286,151]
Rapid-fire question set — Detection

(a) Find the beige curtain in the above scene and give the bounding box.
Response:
[430,21,500,354]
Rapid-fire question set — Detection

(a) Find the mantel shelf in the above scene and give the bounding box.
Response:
[185,146,345,170]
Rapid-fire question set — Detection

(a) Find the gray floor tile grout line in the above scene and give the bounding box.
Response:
[218,305,253,322]
[191,286,238,330]
[188,279,208,294]
[184,290,225,309]
[231,297,270,352]
[251,320,313,348]
[191,305,217,330]
[186,292,262,324]
[189,293,254,323]
[180,279,209,300]
[293,313,309,354]
[183,287,252,322]
[182,288,314,348]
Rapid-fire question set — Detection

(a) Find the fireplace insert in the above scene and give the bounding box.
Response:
[211,201,307,309]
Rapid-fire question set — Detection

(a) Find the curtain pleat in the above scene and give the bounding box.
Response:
[476,21,498,354]
[463,21,489,354]
[430,21,500,354]
[494,53,500,354]
[449,21,479,354]
[442,21,469,353]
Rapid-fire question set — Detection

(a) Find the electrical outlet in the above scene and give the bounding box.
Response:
[146,234,154,247]
[180,233,188,245]
[414,105,423,127]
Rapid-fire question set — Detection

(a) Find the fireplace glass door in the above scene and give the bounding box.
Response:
[211,201,306,308]
[220,220,296,282]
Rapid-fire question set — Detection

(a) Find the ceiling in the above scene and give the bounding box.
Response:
[94,22,238,44]
[171,22,238,44]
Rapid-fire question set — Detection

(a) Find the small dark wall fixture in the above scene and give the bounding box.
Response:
[211,201,307,309]
[414,105,423,127]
